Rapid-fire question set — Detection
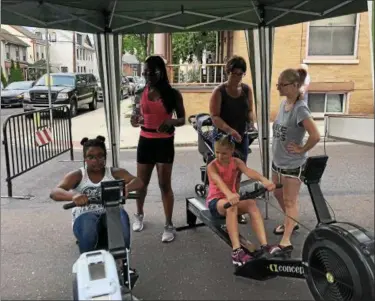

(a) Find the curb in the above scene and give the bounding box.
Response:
[72,137,338,150]
[117,137,337,150]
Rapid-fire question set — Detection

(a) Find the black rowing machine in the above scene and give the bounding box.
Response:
[177,155,375,301]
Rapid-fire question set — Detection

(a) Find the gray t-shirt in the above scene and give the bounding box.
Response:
[272,99,312,169]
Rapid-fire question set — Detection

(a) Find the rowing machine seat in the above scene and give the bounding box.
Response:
[200,209,226,227]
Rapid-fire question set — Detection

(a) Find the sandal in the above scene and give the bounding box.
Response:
[268,244,294,258]
[273,224,299,235]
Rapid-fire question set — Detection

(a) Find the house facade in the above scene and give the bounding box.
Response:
[29,29,98,76]
[122,52,141,76]
[233,11,373,120]
[0,28,29,80]
[177,11,373,120]
[1,25,48,66]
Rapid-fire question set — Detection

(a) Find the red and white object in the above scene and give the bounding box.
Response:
[35,128,53,146]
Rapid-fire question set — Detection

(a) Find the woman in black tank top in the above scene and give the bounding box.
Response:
[209,55,256,224]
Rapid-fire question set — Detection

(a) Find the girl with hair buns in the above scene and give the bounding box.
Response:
[271,68,320,256]
[50,135,144,254]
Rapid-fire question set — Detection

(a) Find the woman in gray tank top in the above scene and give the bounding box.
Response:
[271,68,320,256]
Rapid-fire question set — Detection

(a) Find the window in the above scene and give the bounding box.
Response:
[50,32,57,42]
[77,34,82,45]
[34,74,75,87]
[307,93,347,117]
[307,14,358,59]
[61,66,68,72]
[6,45,10,59]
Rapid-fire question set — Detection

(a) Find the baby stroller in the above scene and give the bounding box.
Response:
[189,113,259,198]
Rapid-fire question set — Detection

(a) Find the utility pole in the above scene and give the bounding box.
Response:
[72,31,76,72]
[45,28,53,125]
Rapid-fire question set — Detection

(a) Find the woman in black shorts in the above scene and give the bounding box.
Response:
[130,55,186,243]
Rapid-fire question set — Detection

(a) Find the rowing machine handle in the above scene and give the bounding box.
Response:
[223,184,282,209]
[126,192,141,200]
[62,193,141,209]
[63,202,76,209]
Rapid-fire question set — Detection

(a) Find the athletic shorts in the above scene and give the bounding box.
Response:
[208,198,225,219]
[137,135,175,164]
[271,161,305,181]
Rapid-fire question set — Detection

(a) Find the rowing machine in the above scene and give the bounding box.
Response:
[177,155,375,301]
[177,179,263,253]
[63,180,141,301]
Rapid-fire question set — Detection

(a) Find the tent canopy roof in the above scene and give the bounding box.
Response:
[2,0,368,34]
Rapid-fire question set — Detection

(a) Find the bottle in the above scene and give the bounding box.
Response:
[131,85,145,127]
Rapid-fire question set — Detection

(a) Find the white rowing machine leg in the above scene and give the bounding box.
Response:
[72,250,122,300]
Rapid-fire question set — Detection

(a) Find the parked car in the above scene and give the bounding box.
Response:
[126,76,136,95]
[1,80,35,108]
[121,76,130,98]
[96,76,130,102]
[135,76,146,90]
[23,72,98,117]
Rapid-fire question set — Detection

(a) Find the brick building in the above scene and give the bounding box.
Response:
[179,12,374,120]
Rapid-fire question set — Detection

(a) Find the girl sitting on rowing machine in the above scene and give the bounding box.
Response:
[206,135,282,267]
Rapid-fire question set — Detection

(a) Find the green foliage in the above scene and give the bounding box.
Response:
[123,34,154,62]
[8,60,24,83]
[1,68,7,87]
[172,31,217,64]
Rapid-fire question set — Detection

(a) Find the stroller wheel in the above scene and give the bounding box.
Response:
[195,184,207,197]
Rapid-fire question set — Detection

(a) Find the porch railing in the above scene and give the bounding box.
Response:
[167,63,227,86]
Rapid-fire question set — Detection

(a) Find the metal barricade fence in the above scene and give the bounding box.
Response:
[2,106,74,198]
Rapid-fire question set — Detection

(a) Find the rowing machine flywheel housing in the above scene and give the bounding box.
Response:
[302,222,374,301]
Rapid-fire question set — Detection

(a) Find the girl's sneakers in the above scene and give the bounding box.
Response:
[232,248,253,267]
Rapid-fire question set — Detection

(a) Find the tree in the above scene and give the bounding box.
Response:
[8,60,24,83]
[172,31,217,64]
[123,34,153,62]
[1,68,7,88]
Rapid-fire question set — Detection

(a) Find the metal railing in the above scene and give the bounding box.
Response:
[167,63,227,86]
[2,106,74,198]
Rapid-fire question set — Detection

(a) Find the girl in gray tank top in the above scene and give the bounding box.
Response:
[270,68,320,257]
[49,135,144,255]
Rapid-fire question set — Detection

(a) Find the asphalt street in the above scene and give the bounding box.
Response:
[1,141,374,300]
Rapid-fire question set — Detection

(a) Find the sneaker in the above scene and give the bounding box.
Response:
[132,213,144,232]
[161,224,176,243]
[232,248,252,267]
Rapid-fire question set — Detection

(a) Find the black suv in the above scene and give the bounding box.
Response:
[23,72,98,117]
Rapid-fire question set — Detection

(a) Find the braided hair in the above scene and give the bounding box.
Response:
[80,135,107,159]
[145,55,177,114]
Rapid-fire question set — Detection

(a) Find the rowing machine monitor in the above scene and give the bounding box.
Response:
[177,155,375,301]
[64,180,141,301]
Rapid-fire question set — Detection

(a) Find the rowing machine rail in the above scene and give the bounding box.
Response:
[177,155,375,301]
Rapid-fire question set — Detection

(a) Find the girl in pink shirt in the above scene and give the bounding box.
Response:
[130,55,185,243]
[206,135,281,267]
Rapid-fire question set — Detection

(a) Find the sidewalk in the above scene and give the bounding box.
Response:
[71,98,329,149]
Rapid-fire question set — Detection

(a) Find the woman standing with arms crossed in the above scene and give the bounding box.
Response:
[130,55,186,243]
[209,55,256,224]
[271,68,320,256]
